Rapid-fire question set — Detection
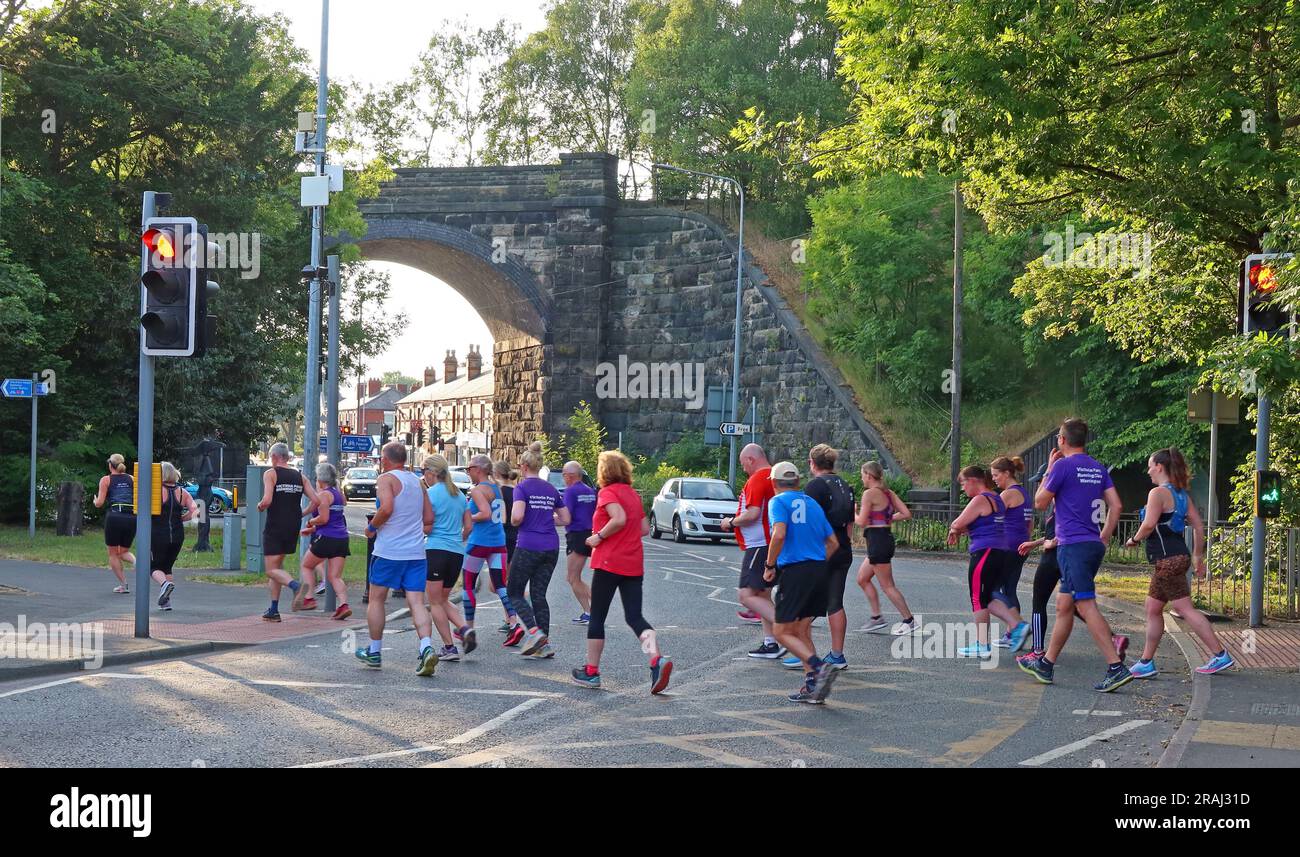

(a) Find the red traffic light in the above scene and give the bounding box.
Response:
[1249,262,1279,295]
[142,228,176,261]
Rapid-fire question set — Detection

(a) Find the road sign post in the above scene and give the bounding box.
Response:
[1189,388,1240,581]
[5,377,53,538]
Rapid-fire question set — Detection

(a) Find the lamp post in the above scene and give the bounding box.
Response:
[652,162,745,486]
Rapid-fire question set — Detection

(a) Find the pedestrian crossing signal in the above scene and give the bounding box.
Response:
[1255,470,1282,519]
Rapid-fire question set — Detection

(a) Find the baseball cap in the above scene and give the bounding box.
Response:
[770,461,800,482]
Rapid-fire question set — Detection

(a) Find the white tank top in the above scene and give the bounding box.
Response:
[374,470,427,561]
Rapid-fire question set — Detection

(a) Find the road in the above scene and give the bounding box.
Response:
[0,537,1188,768]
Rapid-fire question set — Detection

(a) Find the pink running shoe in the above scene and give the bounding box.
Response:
[737,610,762,625]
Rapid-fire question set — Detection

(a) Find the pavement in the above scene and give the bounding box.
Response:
[0,539,1295,767]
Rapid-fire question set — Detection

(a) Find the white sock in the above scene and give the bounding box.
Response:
[764,636,776,646]
[419,636,433,651]
[368,638,381,654]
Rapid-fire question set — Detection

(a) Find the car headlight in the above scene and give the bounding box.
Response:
[680,503,697,515]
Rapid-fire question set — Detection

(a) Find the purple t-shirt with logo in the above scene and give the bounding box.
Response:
[563,482,597,532]
[1043,453,1114,545]
[316,487,349,539]
[513,476,561,552]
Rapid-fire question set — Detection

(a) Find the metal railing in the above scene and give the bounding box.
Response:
[886,502,1299,620]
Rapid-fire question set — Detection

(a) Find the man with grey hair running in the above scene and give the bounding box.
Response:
[257,442,318,622]
[355,442,439,677]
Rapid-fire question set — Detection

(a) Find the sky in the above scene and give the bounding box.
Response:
[245,0,553,384]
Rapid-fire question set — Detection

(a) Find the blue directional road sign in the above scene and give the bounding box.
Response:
[321,434,375,454]
[718,422,752,437]
[2,379,33,398]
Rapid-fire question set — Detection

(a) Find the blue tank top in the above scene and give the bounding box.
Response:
[968,491,1006,553]
[466,482,506,548]
[1003,484,1033,550]
[107,473,134,511]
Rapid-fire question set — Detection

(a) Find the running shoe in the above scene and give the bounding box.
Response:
[571,667,602,689]
[1095,665,1134,693]
[650,656,673,694]
[298,597,318,612]
[738,610,763,625]
[291,583,307,611]
[261,609,282,623]
[157,580,175,608]
[788,681,822,704]
[528,644,556,659]
[1129,659,1158,679]
[957,643,992,658]
[438,645,461,662]
[892,617,922,636]
[1196,651,1235,675]
[520,628,548,656]
[354,648,381,669]
[1017,653,1054,684]
[416,646,438,677]
[314,581,327,596]
[993,632,1015,649]
[1112,634,1130,660]
[781,654,804,670]
[1008,622,1031,652]
[462,627,478,655]
[498,620,513,634]
[571,613,591,625]
[332,604,352,621]
[812,663,840,701]
[160,602,173,612]
[503,624,526,648]
[822,652,849,671]
[113,585,129,594]
[747,642,787,659]
[862,616,888,633]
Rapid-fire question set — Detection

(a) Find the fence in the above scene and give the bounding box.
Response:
[890,502,1299,620]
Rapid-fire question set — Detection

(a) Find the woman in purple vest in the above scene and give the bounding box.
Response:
[947,465,1021,658]
[991,456,1033,651]
[300,462,352,620]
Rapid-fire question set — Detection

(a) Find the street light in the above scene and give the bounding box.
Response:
[652,162,746,486]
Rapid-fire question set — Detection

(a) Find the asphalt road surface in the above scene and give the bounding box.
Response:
[0,537,1189,768]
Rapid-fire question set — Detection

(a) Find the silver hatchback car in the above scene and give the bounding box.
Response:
[649,477,738,544]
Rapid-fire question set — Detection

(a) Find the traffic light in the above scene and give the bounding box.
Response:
[194,225,219,357]
[416,425,425,447]
[1255,470,1282,519]
[341,425,352,435]
[1240,253,1294,336]
[140,218,198,356]
[380,424,391,446]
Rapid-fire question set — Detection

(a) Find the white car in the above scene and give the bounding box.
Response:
[449,466,473,490]
[649,477,738,544]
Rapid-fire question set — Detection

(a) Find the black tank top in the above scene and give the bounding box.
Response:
[267,466,305,534]
[107,473,134,511]
[153,483,184,542]
[500,484,518,544]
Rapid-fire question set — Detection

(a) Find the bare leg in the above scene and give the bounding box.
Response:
[107,549,126,586]
[367,586,389,642]
[404,591,433,640]
[857,560,883,616]
[1073,599,1122,662]
[828,609,846,654]
[585,637,606,670]
[566,553,591,614]
[424,581,454,646]
[298,552,319,593]
[1141,597,1165,660]
[1169,595,1223,655]
[327,557,348,605]
[1046,594,1076,662]
[775,621,815,668]
[873,564,913,618]
[265,555,292,601]
[739,587,776,639]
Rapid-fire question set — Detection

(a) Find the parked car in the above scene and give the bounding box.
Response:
[183,483,234,516]
[341,467,378,501]
[649,477,737,543]
[449,467,472,490]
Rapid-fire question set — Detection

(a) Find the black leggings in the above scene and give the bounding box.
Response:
[1031,550,1061,653]
[508,548,556,635]
[587,569,653,641]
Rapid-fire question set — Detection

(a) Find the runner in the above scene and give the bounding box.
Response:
[256,443,319,623]
[92,454,136,594]
[1017,419,1133,691]
[763,461,841,703]
[461,453,513,652]
[494,459,519,570]
[149,463,197,611]
[298,463,351,620]
[805,444,856,670]
[947,465,1020,658]
[855,460,919,637]
[508,442,571,658]
[562,460,597,624]
[572,450,672,694]
[1123,447,1234,677]
[422,455,473,662]
[990,456,1032,651]
[720,443,785,660]
[354,442,439,677]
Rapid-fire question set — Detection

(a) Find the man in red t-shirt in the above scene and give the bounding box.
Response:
[722,443,785,660]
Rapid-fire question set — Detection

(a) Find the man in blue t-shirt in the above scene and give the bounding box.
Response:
[1021,418,1133,693]
[763,461,840,704]
[562,461,598,624]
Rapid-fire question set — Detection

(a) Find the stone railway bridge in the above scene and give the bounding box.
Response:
[357,152,900,474]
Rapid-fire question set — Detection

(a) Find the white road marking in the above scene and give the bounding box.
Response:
[446,697,547,745]
[1018,720,1152,766]
[686,552,716,563]
[663,568,716,580]
[292,743,448,768]
[1072,709,1123,717]
[0,672,154,699]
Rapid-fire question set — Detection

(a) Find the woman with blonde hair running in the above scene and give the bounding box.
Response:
[422,455,473,661]
[92,454,137,593]
[855,461,919,636]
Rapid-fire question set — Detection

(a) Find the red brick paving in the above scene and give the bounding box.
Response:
[1189,626,1300,670]
[99,612,346,644]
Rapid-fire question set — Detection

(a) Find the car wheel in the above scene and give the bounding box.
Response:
[649,513,662,539]
[208,496,224,516]
[672,516,687,543]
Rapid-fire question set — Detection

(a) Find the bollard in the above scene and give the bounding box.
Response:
[244,465,269,573]
[222,512,243,570]
[363,512,375,604]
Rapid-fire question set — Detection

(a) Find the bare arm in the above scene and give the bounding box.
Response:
[948,497,985,536]
[1099,486,1123,544]
[300,473,320,508]
[555,505,572,527]
[470,486,492,522]
[764,522,787,582]
[888,489,912,522]
[511,499,527,527]
[422,487,433,535]
[1127,488,1163,544]
[370,473,396,531]
[1186,497,1207,577]
[460,508,472,541]
[179,489,198,522]
[257,469,275,511]
[93,475,110,508]
[824,533,838,558]
[640,514,650,537]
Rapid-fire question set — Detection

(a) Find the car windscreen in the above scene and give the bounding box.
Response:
[348,470,377,480]
[680,481,735,501]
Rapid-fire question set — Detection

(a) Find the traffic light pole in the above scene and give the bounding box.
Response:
[135,191,160,640]
[1250,393,1269,628]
